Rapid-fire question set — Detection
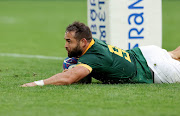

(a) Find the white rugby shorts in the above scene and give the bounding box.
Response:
[139,45,180,83]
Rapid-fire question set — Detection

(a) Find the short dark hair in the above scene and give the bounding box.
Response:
[66,21,92,42]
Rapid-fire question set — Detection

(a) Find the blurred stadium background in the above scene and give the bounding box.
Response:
[0,0,180,116]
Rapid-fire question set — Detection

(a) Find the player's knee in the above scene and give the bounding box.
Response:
[177,46,180,50]
[176,46,180,54]
[174,46,180,51]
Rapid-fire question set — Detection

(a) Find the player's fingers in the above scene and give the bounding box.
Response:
[21,83,34,87]
[21,84,28,87]
[63,69,68,73]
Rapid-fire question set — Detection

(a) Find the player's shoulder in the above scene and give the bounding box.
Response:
[87,38,108,54]
[93,38,107,46]
[79,53,99,63]
[126,47,141,54]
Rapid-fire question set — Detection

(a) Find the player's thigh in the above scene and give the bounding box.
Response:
[140,45,180,83]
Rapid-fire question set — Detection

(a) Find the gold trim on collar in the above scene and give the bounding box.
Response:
[81,39,95,56]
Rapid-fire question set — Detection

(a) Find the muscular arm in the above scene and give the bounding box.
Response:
[21,66,90,87]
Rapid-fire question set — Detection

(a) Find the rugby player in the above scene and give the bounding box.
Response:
[22,22,180,87]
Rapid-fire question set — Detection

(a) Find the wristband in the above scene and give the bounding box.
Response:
[34,80,44,86]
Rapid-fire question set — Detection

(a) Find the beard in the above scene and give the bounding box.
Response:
[67,44,83,58]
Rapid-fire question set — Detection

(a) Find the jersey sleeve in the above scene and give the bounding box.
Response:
[77,54,103,73]
[76,63,92,73]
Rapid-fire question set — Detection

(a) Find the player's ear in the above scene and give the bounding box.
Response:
[80,38,87,47]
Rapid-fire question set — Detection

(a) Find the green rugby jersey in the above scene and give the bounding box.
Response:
[77,38,153,84]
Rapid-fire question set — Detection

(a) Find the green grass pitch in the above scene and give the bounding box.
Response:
[0,0,180,116]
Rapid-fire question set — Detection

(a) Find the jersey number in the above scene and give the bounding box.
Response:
[108,45,131,62]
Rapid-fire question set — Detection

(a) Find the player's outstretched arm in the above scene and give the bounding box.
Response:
[21,66,90,87]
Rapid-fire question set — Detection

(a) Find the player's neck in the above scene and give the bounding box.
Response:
[80,39,94,57]
[81,43,90,56]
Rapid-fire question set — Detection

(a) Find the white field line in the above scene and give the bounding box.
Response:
[0,53,65,60]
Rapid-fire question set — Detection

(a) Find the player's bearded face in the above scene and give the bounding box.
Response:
[67,42,83,58]
[64,31,83,58]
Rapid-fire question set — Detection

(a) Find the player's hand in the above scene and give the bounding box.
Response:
[21,82,37,87]
[62,69,68,73]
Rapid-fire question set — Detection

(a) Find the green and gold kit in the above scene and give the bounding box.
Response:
[77,38,153,84]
